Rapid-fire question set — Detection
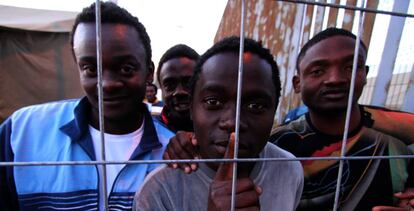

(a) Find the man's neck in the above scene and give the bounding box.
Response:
[90,108,145,135]
[308,104,361,136]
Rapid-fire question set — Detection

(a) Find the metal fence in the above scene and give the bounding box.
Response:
[1,0,414,211]
[215,0,414,121]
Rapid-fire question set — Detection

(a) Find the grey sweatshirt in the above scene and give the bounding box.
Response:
[134,143,304,211]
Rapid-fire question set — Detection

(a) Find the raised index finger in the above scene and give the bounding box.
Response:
[214,132,235,181]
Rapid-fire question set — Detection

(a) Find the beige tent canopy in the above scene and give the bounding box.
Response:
[0,5,76,32]
[0,5,83,123]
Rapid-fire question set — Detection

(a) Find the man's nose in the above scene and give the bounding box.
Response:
[172,83,189,96]
[218,106,247,133]
[102,72,123,92]
[324,68,347,86]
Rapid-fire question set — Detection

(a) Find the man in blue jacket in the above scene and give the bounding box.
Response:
[0,2,173,210]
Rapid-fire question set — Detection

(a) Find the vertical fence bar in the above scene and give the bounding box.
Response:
[302,1,316,45]
[402,64,414,113]
[309,0,318,37]
[285,3,308,118]
[394,69,404,109]
[95,0,109,210]
[1,1,414,211]
[332,1,366,210]
[342,0,357,30]
[231,1,246,211]
[327,0,340,27]
[298,3,308,54]
[361,0,379,51]
[370,0,410,107]
[313,0,327,34]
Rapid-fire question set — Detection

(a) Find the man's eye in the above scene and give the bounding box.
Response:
[82,65,97,76]
[163,82,177,92]
[206,99,220,105]
[204,98,222,109]
[344,65,353,72]
[120,65,136,74]
[310,68,324,76]
[246,103,265,113]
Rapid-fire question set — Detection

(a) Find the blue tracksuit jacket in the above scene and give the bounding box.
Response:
[0,97,173,210]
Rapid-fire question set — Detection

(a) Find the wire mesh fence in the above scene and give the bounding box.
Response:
[1,0,413,211]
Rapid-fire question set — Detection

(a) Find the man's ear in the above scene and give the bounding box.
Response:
[146,61,155,83]
[292,75,301,93]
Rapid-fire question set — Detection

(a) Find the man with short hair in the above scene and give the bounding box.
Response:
[163,28,414,211]
[134,36,303,211]
[156,44,200,132]
[0,2,173,210]
[270,27,414,210]
[145,83,164,107]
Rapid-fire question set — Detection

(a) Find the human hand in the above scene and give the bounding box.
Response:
[163,131,200,174]
[372,188,414,211]
[207,133,261,211]
[372,206,412,211]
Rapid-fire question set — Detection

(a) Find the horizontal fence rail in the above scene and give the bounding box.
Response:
[2,155,414,167]
[1,1,413,211]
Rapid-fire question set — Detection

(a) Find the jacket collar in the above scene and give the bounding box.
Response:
[129,104,162,160]
[60,97,162,161]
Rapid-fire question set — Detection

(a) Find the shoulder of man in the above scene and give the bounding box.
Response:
[272,115,308,134]
[262,143,303,177]
[270,115,309,145]
[12,99,80,119]
[4,99,81,133]
[362,104,414,146]
[260,143,304,202]
[137,165,175,193]
[264,142,297,159]
[0,98,80,139]
[133,165,186,211]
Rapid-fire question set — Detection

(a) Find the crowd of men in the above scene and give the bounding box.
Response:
[1,2,413,211]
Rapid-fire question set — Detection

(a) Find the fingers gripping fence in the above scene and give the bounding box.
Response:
[1,1,414,211]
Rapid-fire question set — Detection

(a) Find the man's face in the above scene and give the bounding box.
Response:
[159,57,195,117]
[294,36,367,113]
[73,23,151,122]
[191,52,277,170]
[146,85,157,103]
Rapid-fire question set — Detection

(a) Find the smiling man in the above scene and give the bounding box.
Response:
[159,28,414,210]
[133,37,303,211]
[270,27,414,210]
[156,44,200,132]
[0,2,173,210]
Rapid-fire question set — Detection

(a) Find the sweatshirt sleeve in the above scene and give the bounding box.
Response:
[294,165,304,210]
